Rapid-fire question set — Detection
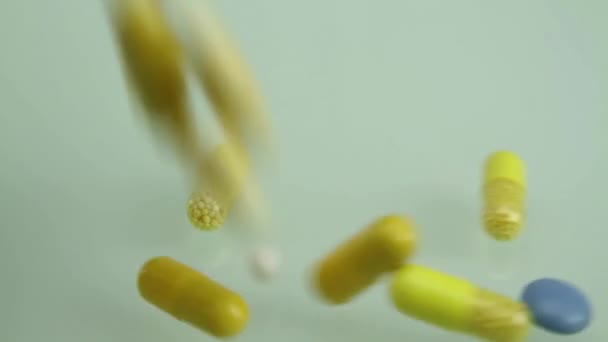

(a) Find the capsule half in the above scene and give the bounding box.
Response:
[313,215,417,304]
[187,141,270,231]
[187,142,249,230]
[482,151,527,241]
[390,264,531,342]
[138,256,250,337]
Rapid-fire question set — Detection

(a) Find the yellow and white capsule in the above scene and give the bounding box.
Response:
[187,141,270,231]
[482,151,527,241]
[390,264,531,342]
[111,0,200,165]
[181,1,276,153]
[138,256,250,337]
[187,142,249,230]
[313,215,417,304]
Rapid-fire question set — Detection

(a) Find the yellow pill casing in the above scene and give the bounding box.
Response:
[112,0,199,163]
[313,215,417,304]
[390,265,530,342]
[138,256,249,337]
[482,151,527,241]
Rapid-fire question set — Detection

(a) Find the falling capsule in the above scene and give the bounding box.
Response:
[187,142,249,230]
[138,256,249,337]
[112,0,200,164]
[184,1,276,152]
[186,141,272,231]
[390,264,531,342]
[482,151,527,241]
[313,215,417,304]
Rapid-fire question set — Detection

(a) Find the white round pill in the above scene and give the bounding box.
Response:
[250,246,280,280]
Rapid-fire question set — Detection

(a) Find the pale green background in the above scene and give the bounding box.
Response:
[0,0,606,341]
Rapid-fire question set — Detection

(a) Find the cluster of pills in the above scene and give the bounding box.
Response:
[110,0,274,232]
[308,151,591,341]
[112,0,592,340]
[136,211,591,341]
[482,151,592,334]
[313,210,591,341]
[111,0,279,337]
[312,215,531,341]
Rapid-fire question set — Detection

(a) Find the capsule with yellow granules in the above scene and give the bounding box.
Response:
[187,142,249,230]
[112,0,200,165]
[187,139,275,231]
[390,264,531,342]
[482,151,527,241]
[137,256,249,337]
[313,215,417,304]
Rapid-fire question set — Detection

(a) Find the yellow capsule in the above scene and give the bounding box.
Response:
[313,215,417,304]
[185,2,275,152]
[112,0,200,164]
[390,264,531,342]
[138,256,249,337]
[482,151,527,241]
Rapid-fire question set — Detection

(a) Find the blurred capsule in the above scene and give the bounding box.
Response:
[187,141,270,230]
[313,215,417,304]
[483,151,527,241]
[138,256,249,337]
[183,1,276,153]
[187,142,249,230]
[112,0,200,164]
[390,264,531,342]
